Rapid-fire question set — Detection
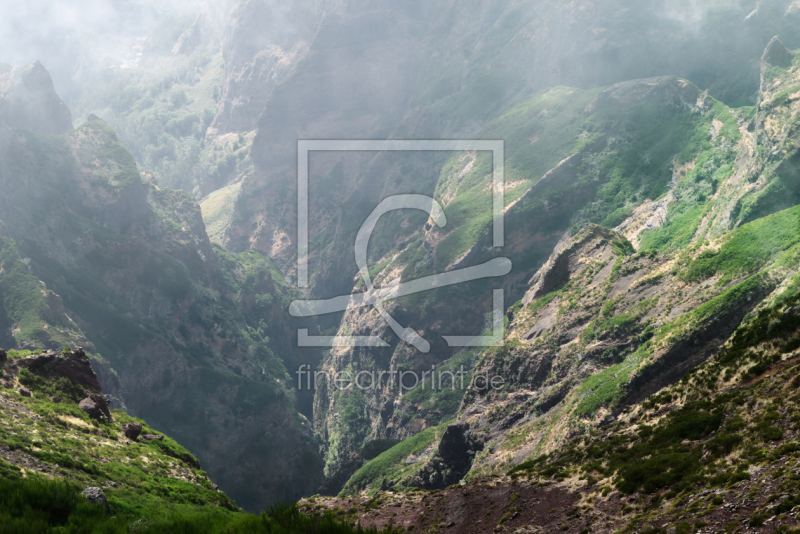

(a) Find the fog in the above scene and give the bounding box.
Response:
[0,0,207,99]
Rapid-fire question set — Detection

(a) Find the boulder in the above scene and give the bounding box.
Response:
[0,349,6,362]
[50,396,61,403]
[123,423,142,440]
[81,487,111,515]
[89,393,112,420]
[18,387,31,397]
[142,434,164,441]
[78,395,112,420]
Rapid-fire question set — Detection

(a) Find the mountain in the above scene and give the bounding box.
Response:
[0,62,325,511]
[174,0,799,491]
[307,34,800,504]
[61,0,800,495]
[301,294,800,533]
[10,0,800,517]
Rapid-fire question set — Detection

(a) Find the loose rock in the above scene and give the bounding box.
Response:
[18,387,31,397]
[78,397,103,419]
[81,487,112,515]
[123,423,142,440]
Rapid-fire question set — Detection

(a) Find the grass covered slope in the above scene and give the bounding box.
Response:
[0,220,91,352]
[338,198,800,494]
[328,41,800,495]
[0,350,403,533]
[503,287,800,531]
[0,349,233,510]
[341,421,453,496]
[0,477,403,534]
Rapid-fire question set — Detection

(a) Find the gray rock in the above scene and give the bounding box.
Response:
[18,387,31,397]
[50,396,61,403]
[78,397,103,419]
[142,434,164,441]
[81,486,112,515]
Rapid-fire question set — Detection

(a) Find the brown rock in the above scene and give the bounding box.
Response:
[15,348,102,392]
[50,396,61,403]
[18,387,31,397]
[0,349,6,362]
[123,423,142,440]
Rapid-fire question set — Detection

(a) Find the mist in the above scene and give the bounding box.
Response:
[2,0,800,527]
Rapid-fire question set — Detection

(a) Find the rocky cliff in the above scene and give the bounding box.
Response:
[0,61,72,135]
[316,36,800,495]
[0,63,325,511]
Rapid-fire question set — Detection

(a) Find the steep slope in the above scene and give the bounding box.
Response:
[226,0,800,262]
[321,37,800,495]
[0,348,404,533]
[303,248,800,534]
[214,3,800,491]
[0,346,236,514]
[310,74,745,490]
[0,63,325,511]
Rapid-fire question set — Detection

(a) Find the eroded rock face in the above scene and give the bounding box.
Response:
[207,0,321,137]
[0,61,72,135]
[411,422,485,490]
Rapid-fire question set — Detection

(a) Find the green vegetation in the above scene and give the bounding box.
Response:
[0,107,320,506]
[340,421,453,495]
[681,204,800,282]
[0,228,80,350]
[0,477,401,533]
[397,349,481,424]
[510,274,800,500]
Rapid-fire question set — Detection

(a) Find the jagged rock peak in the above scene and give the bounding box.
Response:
[762,36,794,67]
[0,61,73,135]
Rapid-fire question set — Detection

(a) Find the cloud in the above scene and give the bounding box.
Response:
[0,0,205,98]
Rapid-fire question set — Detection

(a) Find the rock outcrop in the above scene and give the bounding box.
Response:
[15,349,103,393]
[762,36,794,68]
[0,61,72,135]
